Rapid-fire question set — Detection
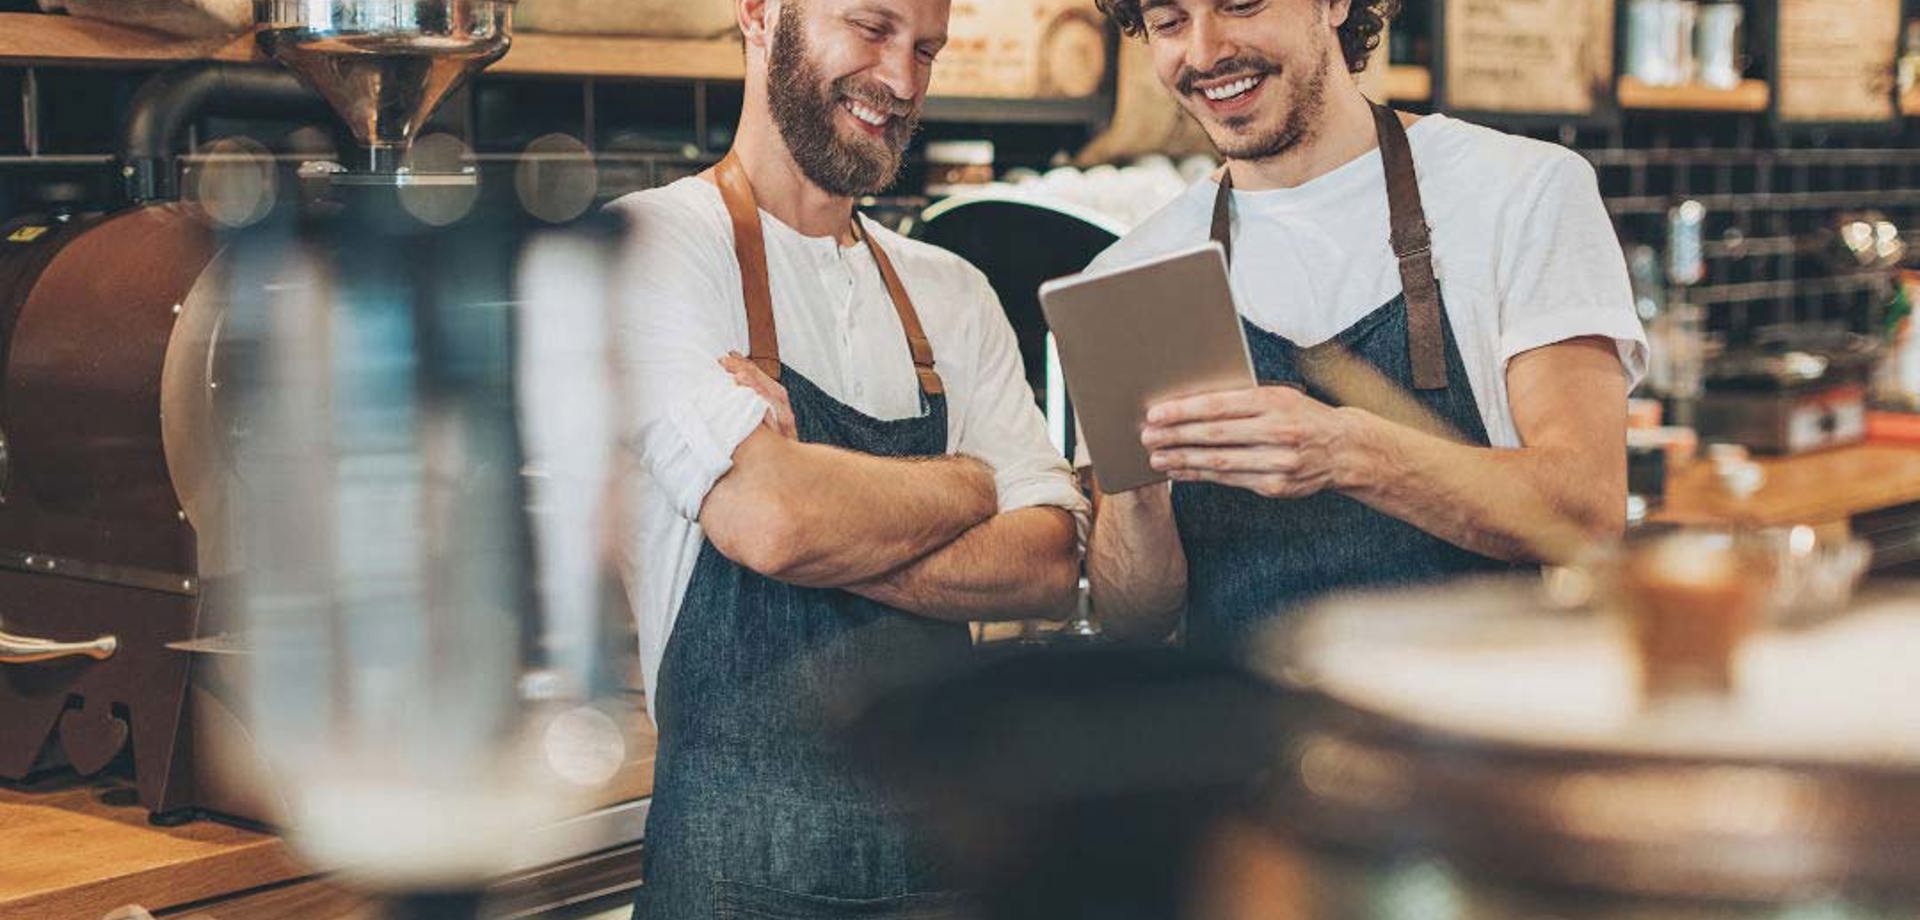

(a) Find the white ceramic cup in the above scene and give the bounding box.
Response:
[1695,2,1744,89]
[1627,0,1701,86]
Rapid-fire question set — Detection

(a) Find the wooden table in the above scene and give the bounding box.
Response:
[0,701,656,920]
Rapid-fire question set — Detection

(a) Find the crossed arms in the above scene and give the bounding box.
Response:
[699,337,1624,632]
[698,356,1080,623]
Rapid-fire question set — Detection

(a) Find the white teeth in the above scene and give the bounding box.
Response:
[1202,76,1262,101]
[844,100,888,126]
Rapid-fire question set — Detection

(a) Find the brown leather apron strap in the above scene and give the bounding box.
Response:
[715,152,783,380]
[714,150,943,397]
[1372,104,1449,391]
[852,216,945,396]
[1208,105,1450,392]
[1210,166,1235,264]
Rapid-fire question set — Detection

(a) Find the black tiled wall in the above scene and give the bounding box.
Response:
[1540,114,1920,344]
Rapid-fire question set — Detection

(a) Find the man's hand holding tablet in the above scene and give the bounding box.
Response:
[1039,242,1257,494]
[1140,384,1353,500]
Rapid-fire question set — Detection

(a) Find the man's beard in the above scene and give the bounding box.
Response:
[1177,40,1329,162]
[767,9,918,197]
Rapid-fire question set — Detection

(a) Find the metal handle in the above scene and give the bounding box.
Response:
[0,628,117,664]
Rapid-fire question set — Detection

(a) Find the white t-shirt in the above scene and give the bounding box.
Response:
[1088,114,1648,449]
[608,177,1089,709]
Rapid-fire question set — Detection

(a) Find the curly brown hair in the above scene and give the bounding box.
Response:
[1093,0,1399,74]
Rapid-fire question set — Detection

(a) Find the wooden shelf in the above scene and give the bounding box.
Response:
[492,32,744,81]
[0,13,1114,123]
[921,94,1110,126]
[0,13,749,80]
[0,13,254,67]
[1617,76,1770,112]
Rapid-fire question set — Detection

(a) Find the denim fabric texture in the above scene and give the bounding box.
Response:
[1172,300,1526,657]
[635,367,974,920]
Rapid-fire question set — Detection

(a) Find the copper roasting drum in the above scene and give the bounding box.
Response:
[0,204,219,816]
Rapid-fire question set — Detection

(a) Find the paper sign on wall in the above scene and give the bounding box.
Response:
[1443,0,1615,116]
[1775,0,1900,125]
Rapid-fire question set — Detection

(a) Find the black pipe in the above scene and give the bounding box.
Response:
[119,63,333,203]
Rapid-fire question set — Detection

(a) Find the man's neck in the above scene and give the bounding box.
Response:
[724,114,859,245]
[1224,78,1381,192]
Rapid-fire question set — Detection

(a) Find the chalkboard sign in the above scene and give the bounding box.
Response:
[1438,0,1616,117]
[1772,0,1900,126]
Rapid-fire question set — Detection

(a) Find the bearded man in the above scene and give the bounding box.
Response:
[1084,0,1647,652]
[609,0,1086,916]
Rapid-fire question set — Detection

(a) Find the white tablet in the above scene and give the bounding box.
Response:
[1039,242,1255,494]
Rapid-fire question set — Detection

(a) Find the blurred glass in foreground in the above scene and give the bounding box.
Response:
[210,169,625,911]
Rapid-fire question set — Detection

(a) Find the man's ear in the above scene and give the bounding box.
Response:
[1327,0,1353,29]
[739,0,776,50]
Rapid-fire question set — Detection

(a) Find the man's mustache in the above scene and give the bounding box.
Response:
[1175,55,1280,96]
[833,76,916,118]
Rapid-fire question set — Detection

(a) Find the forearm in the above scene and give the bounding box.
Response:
[846,506,1079,622]
[1086,481,1187,643]
[701,431,998,587]
[1334,407,1624,563]
[773,445,997,585]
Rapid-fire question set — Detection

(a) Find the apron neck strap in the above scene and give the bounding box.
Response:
[1209,104,1450,391]
[1210,163,1236,266]
[714,151,944,396]
[1373,104,1448,391]
[715,151,783,381]
[850,216,945,396]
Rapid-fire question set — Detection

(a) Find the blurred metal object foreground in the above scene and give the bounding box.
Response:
[1261,575,1920,906]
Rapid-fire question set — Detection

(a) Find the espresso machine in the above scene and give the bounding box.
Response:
[0,1,532,824]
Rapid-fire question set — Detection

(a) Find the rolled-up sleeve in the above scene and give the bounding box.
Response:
[611,197,769,522]
[950,269,1091,545]
[1497,154,1649,389]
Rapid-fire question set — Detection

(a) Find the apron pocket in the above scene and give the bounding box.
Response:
[711,878,970,920]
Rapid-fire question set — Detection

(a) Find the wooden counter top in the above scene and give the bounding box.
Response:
[1657,442,1920,528]
[0,776,306,920]
[0,697,655,920]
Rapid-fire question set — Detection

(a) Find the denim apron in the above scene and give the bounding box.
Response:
[1173,104,1521,657]
[634,153,972,919]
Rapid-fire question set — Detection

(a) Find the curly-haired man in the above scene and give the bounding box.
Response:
[1082,0,1648,653]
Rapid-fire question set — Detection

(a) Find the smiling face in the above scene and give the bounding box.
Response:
[1140,0,1343,162]
[766,0,949,196]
